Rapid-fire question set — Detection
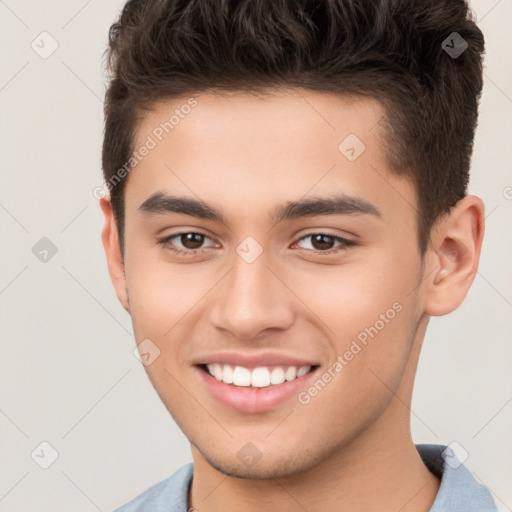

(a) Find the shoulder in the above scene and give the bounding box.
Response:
[112,463,194,512]
[415,443,498,512]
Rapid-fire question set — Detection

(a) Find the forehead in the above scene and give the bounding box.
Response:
[134,88,387,151]
[126,89,416,226]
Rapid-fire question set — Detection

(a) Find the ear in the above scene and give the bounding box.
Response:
[99,196,130,313]
[423,195,485,316]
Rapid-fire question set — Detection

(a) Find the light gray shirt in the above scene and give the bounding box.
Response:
[113,443,498,511]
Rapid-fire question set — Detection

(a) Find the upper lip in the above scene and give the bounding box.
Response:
[194,351,319,369]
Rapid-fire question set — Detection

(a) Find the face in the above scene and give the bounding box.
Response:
[114,89,428,478]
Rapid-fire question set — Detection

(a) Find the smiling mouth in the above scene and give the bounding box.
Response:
[198,363,319,388]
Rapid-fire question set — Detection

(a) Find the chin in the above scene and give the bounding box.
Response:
[198,445,322,480]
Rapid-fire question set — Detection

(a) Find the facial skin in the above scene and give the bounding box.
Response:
[101,89,484,511]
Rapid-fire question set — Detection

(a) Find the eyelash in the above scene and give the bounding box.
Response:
[157,232,356,257]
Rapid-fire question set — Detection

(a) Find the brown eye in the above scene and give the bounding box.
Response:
[179,233,205,249]
[295,233,355,252]
[158,232,217,254]
[310,234,336,250]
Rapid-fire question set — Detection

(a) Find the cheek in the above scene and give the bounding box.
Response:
[124,248,212,336]
[292,249,416,336]
[290,250,418,385]
[294,300,416,443]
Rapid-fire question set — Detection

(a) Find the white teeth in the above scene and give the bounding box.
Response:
[222,364,233,384]
[285,366,297,381]
[251,367,270,387]
[212,363,223,381]
[297,366,309,377]
[205,364,312,388]
[270,367,285,385]
[232,366,251,387]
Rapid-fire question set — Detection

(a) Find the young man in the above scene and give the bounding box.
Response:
[99,0,498,510]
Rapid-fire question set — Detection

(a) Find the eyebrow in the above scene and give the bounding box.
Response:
[138,191,382,223]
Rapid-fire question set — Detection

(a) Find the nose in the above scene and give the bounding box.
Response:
[209,253,295,341]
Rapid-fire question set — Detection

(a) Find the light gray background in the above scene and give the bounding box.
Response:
[0,1,511,511]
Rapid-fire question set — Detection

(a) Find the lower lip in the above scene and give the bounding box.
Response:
[196,366,318,413]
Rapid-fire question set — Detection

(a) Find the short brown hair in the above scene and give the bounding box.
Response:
[102,0,485,256]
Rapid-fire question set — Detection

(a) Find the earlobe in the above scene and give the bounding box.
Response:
[424,195,485,316]
[99,196,130,313]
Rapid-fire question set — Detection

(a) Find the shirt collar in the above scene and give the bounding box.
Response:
[416,443,498,511]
